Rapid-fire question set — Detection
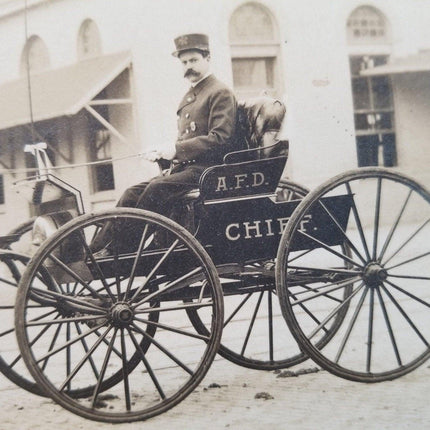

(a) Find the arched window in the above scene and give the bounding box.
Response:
[77,19,102,60]
[20,35,50,75]
[229,2,281,99]
[347,5,391,45]
[347,6,396,167]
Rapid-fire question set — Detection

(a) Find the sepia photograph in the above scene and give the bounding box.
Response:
[0,0,429,428]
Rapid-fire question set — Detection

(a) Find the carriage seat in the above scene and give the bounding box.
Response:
[181,96,288,204]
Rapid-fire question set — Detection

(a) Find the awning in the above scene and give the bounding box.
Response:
[361,51,430,76]
[0,51,132,131]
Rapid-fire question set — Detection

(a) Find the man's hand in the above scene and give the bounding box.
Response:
[144,150,163,162]
[143,147,176,162]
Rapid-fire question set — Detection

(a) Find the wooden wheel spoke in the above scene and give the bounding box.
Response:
[385,280,430,308]
[133,266,203,308]
[223,293,253,327]
[346,182,371,261]
[306,283,365,340]
[240,292,263,356]
[268,291,274,361]
[131,323,194,376]
[74,322,100,380]
[59,327,112,391]
[372,177,382,260]
[45,254,105,300]
[135,300,213,314]
[127,328,166,400]
[120,329,132,411]
[366,288,375,372]
[91,328,118,409]
[130,239,181,303]
[334,284,368,363]
[135,316,210,341]
[125,224,149,299]
[386,250,430,271]
[380,284,429,347]
[75,228,116,302]
[317,199,367,265]
[290,276,361,306]
[383,218,430,266]
[378,189,413,262]
[297,230,363,269]
[35,321,108,364]
[375,287,402,366]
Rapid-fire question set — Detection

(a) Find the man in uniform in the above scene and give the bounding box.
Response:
[91,33,237,253]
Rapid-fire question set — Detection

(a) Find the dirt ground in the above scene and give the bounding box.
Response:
[0,355,429,430]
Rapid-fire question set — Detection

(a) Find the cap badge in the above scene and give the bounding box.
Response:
[177,36,189,47]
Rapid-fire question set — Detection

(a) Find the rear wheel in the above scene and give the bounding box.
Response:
[187,180,310,370]
[277,168,430,382]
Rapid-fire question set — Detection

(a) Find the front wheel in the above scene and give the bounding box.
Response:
[276,168,430,382]
[15,209,223,423]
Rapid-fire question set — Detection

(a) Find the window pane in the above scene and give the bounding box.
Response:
[354,113,370,130]
[95,164,115,192]
[352,78,370,110]
[372,76,393,109]
[356,135,379,166]
[375,112,393,130]
[232,58,274,89]
[0,175,4,204]
[382,133,396,166]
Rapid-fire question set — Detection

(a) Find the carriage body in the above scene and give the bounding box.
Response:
[1,100,429,424]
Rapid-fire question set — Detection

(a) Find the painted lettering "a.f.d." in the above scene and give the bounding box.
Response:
[216,172,265,192]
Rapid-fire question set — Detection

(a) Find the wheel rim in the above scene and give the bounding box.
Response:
[15,209,223,423]
[0,251,46,395]
[276,168,430,382]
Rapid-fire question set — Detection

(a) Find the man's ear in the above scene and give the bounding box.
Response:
[206,54,211,62]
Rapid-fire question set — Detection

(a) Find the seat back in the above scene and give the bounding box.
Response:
[234,96,287,151]
[199,97,289,202]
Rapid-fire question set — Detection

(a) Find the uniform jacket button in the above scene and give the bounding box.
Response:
[185,113,190,118]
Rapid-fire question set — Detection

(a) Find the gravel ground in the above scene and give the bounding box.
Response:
[0,356,429,429]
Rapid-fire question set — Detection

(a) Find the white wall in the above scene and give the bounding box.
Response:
[0,0,429,231]
[394,72,430,186]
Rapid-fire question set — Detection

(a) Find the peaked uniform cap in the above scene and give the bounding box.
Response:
[172,33,210,57]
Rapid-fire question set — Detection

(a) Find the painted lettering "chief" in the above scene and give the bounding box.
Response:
[225,215,312,241]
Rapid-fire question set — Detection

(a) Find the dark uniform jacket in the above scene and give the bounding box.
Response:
[175,74,237,167]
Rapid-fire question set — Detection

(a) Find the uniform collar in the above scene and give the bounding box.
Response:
[177,74,216,112]
[190,72,212,88]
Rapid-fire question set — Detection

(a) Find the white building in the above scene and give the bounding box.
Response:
[0,0,429,231]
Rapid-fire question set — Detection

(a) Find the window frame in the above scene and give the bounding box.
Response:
[229,2,282,99]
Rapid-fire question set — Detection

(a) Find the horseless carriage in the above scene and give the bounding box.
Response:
[0,98,429,423]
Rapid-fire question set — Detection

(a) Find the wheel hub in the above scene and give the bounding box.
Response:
[363,262,387,287]
[110,302,134,326]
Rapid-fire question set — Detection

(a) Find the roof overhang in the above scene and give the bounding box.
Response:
[0,51,132,131]
[361,51,430,76]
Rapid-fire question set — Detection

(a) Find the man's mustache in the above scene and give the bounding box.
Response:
[184,69,199,78]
